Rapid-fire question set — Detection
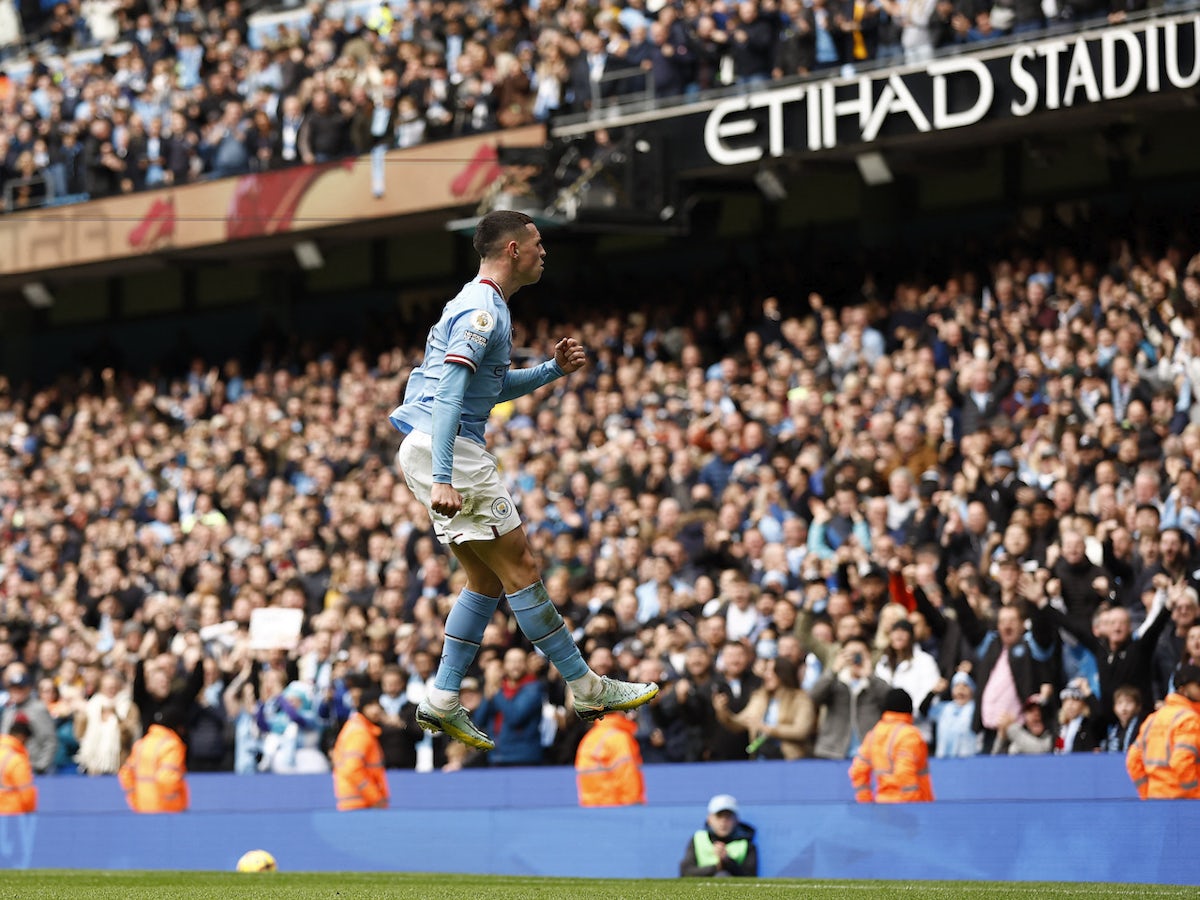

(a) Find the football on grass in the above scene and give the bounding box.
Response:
[236,849,278,872]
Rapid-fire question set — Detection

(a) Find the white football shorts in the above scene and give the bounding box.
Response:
[396,429,521,545]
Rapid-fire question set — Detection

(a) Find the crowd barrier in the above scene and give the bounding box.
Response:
[37,754,1137,813]
[12,755,1197,883]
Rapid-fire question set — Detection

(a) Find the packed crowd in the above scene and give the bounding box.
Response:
[1,230,1199,777]
[0,0,1173,209]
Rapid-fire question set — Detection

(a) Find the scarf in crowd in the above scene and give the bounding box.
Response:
[76,693,133,775]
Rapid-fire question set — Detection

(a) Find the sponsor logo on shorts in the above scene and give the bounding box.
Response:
[464,331,488,346]
[471,311,495,332]
[491,497,513,518]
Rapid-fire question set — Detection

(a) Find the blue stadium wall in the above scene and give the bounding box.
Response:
[8,755,1197,883]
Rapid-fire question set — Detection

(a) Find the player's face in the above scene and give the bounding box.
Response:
[514,223,545,285]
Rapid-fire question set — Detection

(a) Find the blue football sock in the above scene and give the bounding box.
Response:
[507,581,589,682]
[433,589,501,693]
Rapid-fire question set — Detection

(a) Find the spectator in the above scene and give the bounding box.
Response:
[810,637,891,760]
[393,94,427,149]
[1,664,56,775]
[713,656,815,759]
[993,696,1054,755]
[1051,529,1109,630]
[931,670,981,758]
[188,657,230,772]
[245,109,278,174]
[119,719,189,813]
[474,648,547,767]
[75,669,140,775]
[727,0,777,85]
[80,117,124,197]
[1045,581,1174,714]
[255,669,328,774]
[297,90,347,164]
[331,687,388,810]
[708,639,762,760]
[133,655,203,747]
[202,101,251,178]
[221,661,260,775]
[1152,585,1199,702]
[375,664,422,770]
[645,20,691,99]
[1053,680,1103,753]
[952,593,1056,753]
[39,679,79,773]
[1102,685,1145,754]
[849,687,935,802]
[679,793,759,877]
[874,617,942,741]
[655,640,725,762]
[575,711,645,807]
[275,94,305,166]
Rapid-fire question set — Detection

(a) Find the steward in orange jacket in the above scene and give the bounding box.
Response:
[118,724,189,813]
[849,688,934,803]
[575,712,645,807]
[1127,664,1200,799]
[331,693,389,811]
[0,716,37,814]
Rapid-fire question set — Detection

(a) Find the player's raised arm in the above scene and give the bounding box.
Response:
[496,337,586,403]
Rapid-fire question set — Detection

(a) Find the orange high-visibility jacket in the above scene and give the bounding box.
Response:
[849,711,934,803]
[1126,693,1200,799]
[575,715,645,807]
[331,712,388,811]
[118,725,189,813]
[0,735,36,815]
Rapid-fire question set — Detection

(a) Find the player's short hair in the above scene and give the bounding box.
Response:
[473,210,534,259]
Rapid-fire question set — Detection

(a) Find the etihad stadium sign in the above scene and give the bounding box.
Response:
[693,15,1199,166]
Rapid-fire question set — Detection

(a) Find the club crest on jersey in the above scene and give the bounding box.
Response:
[471,311,495,333]
[491,497,513,518]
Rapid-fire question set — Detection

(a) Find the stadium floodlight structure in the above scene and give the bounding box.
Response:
[753,168,788,203]
[855,152,894,186]
[293,241,325,271]
[22,282,54,308]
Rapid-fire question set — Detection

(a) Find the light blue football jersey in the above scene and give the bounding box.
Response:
[389,277,511,446]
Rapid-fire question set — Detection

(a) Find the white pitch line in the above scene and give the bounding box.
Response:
[683,883,1194,897]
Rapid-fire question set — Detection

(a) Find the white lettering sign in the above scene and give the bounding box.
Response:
[695,14,1198,163]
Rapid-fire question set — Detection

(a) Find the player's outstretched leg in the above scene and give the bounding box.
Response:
[417,588,501,751]
[507,581,659,721]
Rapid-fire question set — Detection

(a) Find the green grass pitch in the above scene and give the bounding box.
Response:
[0,872,1193,900]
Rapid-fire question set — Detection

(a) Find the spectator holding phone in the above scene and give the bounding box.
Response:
[809,637,890,759]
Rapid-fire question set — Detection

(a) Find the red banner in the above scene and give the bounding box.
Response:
[0,125,544,278]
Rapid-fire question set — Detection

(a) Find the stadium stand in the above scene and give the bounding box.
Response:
[0,216,1198,775]
[0,0,1186,210]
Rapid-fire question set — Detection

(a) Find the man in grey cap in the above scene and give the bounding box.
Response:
[0,664,57,774]
[679,792,759,877]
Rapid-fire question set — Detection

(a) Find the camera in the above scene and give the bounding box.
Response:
[852,652,864,666]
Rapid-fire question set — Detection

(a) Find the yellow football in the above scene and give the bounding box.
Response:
[236,849,278,873]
